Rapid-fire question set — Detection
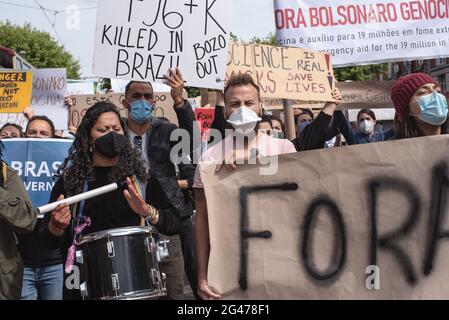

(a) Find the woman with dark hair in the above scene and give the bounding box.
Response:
[333,108,395,145]
[39,102,181,299]
[390,73,448,139]
[0,123,24,139]
[269,114,286,139]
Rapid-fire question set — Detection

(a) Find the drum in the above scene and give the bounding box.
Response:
[75,226,166,300]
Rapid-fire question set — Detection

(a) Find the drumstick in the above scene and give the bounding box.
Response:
[37,183,119,216]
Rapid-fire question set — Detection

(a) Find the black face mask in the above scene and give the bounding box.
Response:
[93,131,126,158]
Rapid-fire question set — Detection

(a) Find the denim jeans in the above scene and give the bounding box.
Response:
[21,264,63,300]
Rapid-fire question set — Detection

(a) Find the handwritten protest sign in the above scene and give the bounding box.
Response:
[255,81,393,110]
[274,0,449,66]
[0,70,33,113]
[201,135,449,299]
[2,138,72,218]
[68,92,180,128]
[31,68,67,130]
[93,0,232,89]
[226,42,334,101]
[195,107,215,136]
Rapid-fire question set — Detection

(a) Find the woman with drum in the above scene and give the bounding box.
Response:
[39,102,181,299]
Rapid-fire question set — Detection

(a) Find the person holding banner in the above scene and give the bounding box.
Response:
[0,141,37,300]
[193,74,297,300]
[390,73,448,139]
[332,109,395,145]
[39,102,181,300]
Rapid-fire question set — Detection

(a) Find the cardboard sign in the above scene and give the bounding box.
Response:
[31,68,67,130]
[0,70,33,113]
[274,0,449,67]
[2,138,72,218]
[226,42,334,102]
[93,0,232,89]
[258,80,394,111]
[201,135,449,299]
[195,107,215,135]
[68,92,180,128]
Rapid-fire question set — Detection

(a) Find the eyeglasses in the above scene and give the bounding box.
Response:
[133,136,142,158]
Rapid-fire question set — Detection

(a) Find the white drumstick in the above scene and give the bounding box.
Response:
[37,183,119,215]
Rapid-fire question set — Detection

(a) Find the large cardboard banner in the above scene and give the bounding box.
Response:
[0,70,33,113]
[201,135,449,299]
[2,139,72,218]
[260,80,393,110]
[93,0,232,89]
[274,0,449,66]
[31,68,67,130]
[227,42,334,101]
[68,92,179,128]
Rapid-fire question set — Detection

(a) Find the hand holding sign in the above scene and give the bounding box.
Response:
[323,87,342,116]
[164,68,185,108]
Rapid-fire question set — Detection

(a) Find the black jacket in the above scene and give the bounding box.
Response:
[130,100,197,219]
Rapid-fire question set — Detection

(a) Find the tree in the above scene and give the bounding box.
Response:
[334,63,388,82]
[0,21,81,79]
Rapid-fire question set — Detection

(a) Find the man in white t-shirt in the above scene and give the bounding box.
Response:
[193,74,298,300]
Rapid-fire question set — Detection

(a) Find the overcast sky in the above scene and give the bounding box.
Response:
[0,0,276,77]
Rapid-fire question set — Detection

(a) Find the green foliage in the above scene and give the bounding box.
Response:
[0,21,81,78]
[334,64,388,82]
[185,87,200,98]
[98,78,111,93]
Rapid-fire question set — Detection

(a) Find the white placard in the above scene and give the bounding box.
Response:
[31,68,67,130]
[274,0,449,66]
[93,0,232,89]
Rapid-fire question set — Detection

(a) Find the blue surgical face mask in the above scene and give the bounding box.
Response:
[417,91,448,126]
[130,100,153,123]
[297,120,311,136]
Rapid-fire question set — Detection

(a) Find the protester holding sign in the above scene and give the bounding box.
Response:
[391,73,448,139]
[121,67,197,300]
[292,100,342,152]
[0,142,36,300]
[39,102,181,300]
[25,116,55,139]
[332,109,395,145]
[193,74,297,300]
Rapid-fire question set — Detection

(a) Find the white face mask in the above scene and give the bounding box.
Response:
[359,119,374,135]
[227,106,261,134]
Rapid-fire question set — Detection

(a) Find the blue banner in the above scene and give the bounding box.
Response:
[2,138,72,216]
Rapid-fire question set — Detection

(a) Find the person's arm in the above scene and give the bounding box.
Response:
[195,188,222,299]
[298,112,333,151]
[150,207,181,235]
[333,110,356,145]
[383,127,396,141]
[39,177,71,249]
[144,177,182,235]
[178,162,195,189]
[209,90,227,144]
[298,88,342,151]
[0,166,36,234]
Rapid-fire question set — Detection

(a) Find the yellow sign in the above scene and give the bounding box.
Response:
[0,70,33,113]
